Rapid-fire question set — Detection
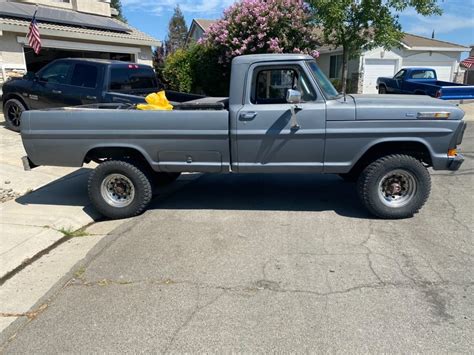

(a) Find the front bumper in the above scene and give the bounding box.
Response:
[448,154,464,171]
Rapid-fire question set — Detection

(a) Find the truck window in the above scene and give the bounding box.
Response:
[393,70,406,79]
[251,67,316,104]
[109,67,157,91]
[409,70,436,79]
[70,64,98,88]
[38,62,71,84]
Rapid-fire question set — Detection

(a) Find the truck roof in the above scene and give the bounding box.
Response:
[53,58,151,67]
[232,53,314,65]
[403,67,436,71]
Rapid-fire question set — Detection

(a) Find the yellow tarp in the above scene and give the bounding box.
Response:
[137,91,173,111]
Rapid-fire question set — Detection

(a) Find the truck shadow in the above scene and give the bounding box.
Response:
[14,168,100,219]
[150,173,370,219]
[14,170,370,219]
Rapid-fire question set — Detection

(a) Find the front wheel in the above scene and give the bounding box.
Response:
[4,99,26,132]
[357,154,431,219]
[378,86,387,94]
[88,160,153,219]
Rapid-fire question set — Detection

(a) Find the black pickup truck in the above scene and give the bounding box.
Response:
[2,58,160,131]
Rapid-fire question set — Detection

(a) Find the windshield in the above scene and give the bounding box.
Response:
[306,61,340,99]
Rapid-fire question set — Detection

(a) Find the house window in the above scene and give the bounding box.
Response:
[329,54,343,79]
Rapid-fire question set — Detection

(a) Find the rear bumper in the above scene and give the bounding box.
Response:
[448,154,464,171]
[22,156,38,171]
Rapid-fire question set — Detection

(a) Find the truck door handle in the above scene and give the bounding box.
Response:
[52,90,62,94]
[86,95,97,100]
[239,112,257,121]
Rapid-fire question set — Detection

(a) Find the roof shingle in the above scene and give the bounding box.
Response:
[0,16,160,46]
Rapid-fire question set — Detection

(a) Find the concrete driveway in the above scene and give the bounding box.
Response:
[1,125,472,353]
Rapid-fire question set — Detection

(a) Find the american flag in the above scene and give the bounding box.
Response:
[27,10,41,55]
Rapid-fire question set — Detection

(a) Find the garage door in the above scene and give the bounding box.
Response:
[402,62,452,81]
[363,59,397,94]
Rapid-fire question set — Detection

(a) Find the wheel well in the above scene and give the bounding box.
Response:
[349,141,432,176]
[3,94,29,110]
[84,147,150,167]
[414,90,426,95]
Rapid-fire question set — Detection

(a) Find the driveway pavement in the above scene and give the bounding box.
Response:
[2,124,472,353]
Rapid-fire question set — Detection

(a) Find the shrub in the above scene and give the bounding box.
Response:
[162,49,193,93]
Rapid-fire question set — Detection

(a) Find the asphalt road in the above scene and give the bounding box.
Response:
[2,126,473,353]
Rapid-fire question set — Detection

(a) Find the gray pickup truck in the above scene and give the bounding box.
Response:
[20,54,466,220]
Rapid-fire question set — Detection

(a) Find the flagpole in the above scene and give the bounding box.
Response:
[24,4,39,44]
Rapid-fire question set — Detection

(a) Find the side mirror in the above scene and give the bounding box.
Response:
[286,89,302,104]
[24,72,37,81]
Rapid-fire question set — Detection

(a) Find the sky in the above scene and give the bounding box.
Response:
[121,0,474,52]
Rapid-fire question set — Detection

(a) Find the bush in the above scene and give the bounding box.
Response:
[163,45,230,96]
[162,49,193,93]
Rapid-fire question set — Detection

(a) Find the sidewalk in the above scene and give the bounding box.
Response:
[0,114,99,280]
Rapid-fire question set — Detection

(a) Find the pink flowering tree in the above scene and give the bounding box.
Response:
[202,0,320,64]
[164,0,320,95]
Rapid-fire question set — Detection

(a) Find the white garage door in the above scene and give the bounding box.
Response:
[402,62,453,81]
[363,59,397,94]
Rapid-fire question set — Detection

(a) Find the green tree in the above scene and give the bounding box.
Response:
[152,43,166,88]
[110,0,126,22]
[307,0,442,93]
[165,5,188,55]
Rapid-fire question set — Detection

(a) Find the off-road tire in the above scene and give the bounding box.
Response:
[88,160,153,219]
[153,172,181,186]
[357,154,431,219]
[4,98,26,132]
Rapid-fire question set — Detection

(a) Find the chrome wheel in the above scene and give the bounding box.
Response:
[100,174,135,208]
[378,169,417,208]
[6,102,23,127]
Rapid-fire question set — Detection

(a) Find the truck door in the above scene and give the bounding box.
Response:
[234,62,326,173]
[31,61,73,109]
[68,63,101,106]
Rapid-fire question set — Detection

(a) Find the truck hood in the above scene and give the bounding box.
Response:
[350,94,465,121]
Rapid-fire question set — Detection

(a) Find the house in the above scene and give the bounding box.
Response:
[187,18,469,94]
[460,46,474,85]
[318,33,470,94]
[186,19,215,44]
[0,0,160,84]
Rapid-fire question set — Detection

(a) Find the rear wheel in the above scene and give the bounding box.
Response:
[378,86,387,94]
[357,154,431,219]
[4,99,26,132]
[88,160,152,219]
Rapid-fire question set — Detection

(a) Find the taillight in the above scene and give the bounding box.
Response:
[435,90,442,98]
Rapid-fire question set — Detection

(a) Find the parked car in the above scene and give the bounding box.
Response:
[376,67,474,100]
[2,58,160,131]
[21,54,466,220]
